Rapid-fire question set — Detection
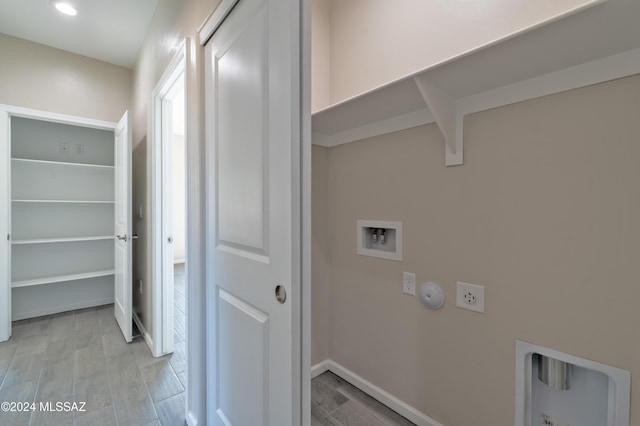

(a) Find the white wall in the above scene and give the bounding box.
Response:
[312,0,598,109]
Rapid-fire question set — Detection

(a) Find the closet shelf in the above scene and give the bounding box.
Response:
[311,0,640,166]
[11,236,114,245]
[11,158,114,169]
[11,269,115,288]
[12,199,114,204]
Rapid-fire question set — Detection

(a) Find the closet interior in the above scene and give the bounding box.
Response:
[8,115,115,320]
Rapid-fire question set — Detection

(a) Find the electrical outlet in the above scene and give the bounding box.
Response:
[456,281,485,313]
[402,272,416,296]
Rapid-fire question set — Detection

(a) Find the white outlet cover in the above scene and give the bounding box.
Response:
[403,272,416,296]
[456,281,485,313]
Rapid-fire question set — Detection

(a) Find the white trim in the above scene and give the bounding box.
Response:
[150,41,187,358]
[310,360,330,379]
[0,107,11,342]
[459,48,640,116]
[324,360,445,426]
[12,297,114,321]
[186,411,199,426]
[132,310,154,353]
[184,37,207,426]
[198,0,240,45]
[312,108,433,148]
[0,104,117,131]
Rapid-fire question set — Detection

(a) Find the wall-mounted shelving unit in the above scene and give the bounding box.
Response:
[1,109,117,321]
[311,0,640,166]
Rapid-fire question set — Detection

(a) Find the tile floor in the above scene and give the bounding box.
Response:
[0,264,187,426]
[311,371,416,426]
[1,263,411,426]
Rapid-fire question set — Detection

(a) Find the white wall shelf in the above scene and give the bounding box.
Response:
[11,158,115,170]
[1,108,117,324]
[11,269,115,288]
[12,199,115,204]
[11,236,113,245]
[12,158,114,201]
[311,0,640,166]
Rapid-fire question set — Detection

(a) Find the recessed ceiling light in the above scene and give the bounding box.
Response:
[53,2,77,16]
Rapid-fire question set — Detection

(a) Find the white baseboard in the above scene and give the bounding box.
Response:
[311,360,330,379]
[132,311,154,353]
[11,297,115,321]
[315,359,445,426]
[186,411,198,426]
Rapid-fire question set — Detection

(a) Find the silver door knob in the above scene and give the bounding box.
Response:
[116,234,128,242]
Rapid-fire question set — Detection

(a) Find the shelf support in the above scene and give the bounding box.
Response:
[413,77,463,166]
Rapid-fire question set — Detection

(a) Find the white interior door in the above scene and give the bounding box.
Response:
[114,111,132,342]
[204,0,303,424]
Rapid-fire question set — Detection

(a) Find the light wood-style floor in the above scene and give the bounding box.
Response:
[311,371,416,426]
[0,264,187,426]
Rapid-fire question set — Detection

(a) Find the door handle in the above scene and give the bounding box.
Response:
[168,236,173,243]
[275,285,286,304]
[116,234,128,242]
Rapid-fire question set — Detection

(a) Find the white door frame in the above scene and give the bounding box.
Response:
[151,39,208,425]
[151,42,187,358]
[0,106,12,343]
[0,104,118,342]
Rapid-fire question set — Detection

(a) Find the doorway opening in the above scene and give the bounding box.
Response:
[151,46,187,365]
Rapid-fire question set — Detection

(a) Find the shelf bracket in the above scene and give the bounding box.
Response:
[413,77,463,166]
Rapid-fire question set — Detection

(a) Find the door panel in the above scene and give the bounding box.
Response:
[114,111,132,342]
[217,289,268,425]
[216,10,268,256]
[205,0,302,423]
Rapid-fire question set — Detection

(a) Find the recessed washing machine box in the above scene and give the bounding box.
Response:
[356,220,402,261]
[515,340,631,426]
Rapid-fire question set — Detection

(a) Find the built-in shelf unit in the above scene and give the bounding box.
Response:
[2,110,117,321]
[311,0,640,166]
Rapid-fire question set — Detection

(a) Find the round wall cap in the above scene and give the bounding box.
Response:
[419,281,445,310]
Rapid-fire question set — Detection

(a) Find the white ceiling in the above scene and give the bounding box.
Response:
[0,0,158,69]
